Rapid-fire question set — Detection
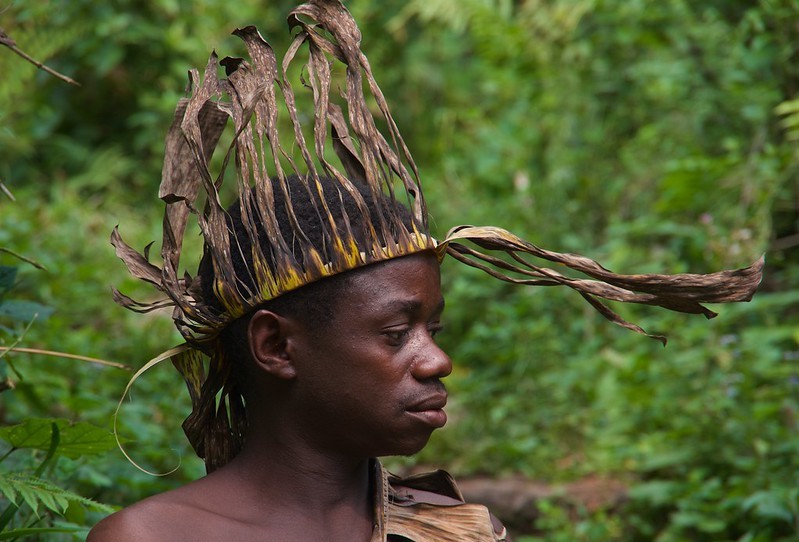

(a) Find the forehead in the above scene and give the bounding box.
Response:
[336,252,443,314]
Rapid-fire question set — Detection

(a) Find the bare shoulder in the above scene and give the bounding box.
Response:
[88,491,197,542]
[88,499,164,542]
[87,476,226,542]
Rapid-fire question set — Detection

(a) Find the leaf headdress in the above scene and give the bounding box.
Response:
[112,0,763,472]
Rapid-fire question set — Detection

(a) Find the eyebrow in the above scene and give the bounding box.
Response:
[380,297,445,317]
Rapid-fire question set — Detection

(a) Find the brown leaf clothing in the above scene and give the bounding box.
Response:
[372,461,508,541]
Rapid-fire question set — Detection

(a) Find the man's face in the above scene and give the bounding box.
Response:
[288,251,452,458]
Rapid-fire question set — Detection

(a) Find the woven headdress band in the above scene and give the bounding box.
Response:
[112,0,763,472]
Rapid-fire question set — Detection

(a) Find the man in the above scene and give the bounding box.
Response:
[90,178,509,541]
[90,1,762,539]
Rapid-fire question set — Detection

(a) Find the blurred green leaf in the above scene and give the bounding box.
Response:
[0,418,118,458]
[0,300,53,322]
[0,266,17,294]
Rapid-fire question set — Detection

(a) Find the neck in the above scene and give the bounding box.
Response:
[219,407,374,521]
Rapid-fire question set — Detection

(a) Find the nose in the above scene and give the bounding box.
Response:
[411,338,453,380]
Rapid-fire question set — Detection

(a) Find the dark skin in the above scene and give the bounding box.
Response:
[88,252,456,542]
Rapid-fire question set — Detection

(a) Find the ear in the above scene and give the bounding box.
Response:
[247,309,298,380]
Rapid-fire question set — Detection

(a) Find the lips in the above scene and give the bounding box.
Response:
[407,393,448,413]
[406,393,448,428]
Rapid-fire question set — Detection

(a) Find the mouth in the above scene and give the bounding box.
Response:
[408,394,448,412]
[406,394,448,428]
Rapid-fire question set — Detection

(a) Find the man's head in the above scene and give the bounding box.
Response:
[244,251,451,458]
[188,174,445,469]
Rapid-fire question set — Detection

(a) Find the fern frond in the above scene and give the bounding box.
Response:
[0,473,116,518]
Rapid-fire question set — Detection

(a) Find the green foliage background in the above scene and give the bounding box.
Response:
[1,0,797,540]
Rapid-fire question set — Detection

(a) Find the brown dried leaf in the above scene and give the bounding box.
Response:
[443,225,764,340]
[110,227,162,288]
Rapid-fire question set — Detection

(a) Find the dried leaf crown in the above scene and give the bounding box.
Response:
[111,0,764,471]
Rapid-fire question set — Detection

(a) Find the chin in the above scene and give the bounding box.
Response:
[380,431,435,458]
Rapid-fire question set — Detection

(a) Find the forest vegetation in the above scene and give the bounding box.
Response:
[1,0,797,540]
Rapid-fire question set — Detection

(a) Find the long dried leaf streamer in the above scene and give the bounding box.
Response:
[442,225,763,343]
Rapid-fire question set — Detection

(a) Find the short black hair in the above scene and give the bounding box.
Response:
[198,174,415,356]
[187,176,420,472]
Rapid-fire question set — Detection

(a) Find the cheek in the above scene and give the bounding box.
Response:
[296,331,412,406]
